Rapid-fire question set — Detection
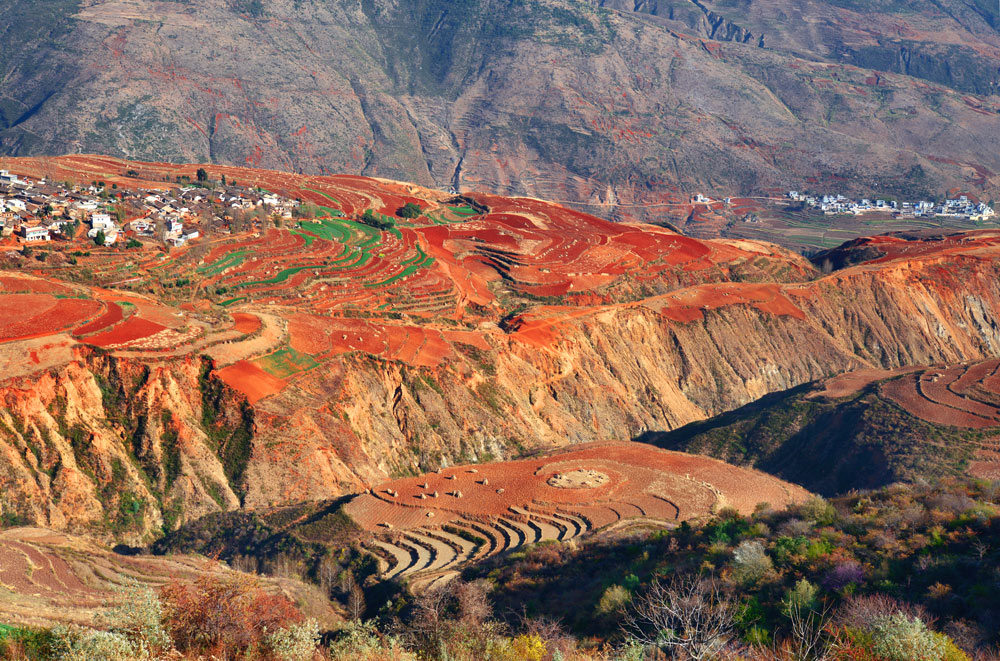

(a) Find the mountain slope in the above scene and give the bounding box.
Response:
[644,361,1000,495]
[0,0,997,224]
[3,162,1000,540]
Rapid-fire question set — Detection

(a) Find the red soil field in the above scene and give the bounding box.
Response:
[72,303,124,337]
[232,312,262,335]
[0,295,105,343]
[347,441,810,530]
[0,275,73,295]
[83,317,168,348]
[882,372,996,428]
[216,360,287,404]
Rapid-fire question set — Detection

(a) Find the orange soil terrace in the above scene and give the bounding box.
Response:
[879,360,1000,429]
[344,442,810,585]
[3,157,1000,405]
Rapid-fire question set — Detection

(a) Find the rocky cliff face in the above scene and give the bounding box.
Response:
[5,243,996,541]
[290,253,1000,503]
[0,352,244,543]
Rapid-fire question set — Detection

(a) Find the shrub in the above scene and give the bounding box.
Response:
[732,540,773,585]
[267,619,320,661]
[823,561,865,591]
[160,573,303,655]
[596,584,632,615]
[50,626,143,661]
[327,620,417,661]
[869,613,945,660]
[799,497,837,525]
[397,202,423,219]
[782,578,820,615]
[98,580,171,654]
[486,634,547,661]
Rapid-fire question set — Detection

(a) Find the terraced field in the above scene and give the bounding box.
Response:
[343,442,810,589]
[875,360,1000,477]
[0,157,822,405]
[0,528,334,628]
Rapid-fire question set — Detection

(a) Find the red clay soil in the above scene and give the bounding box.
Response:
[286,314,470,369]
[83,317,168,348]
[232,312,262,335]
[216,360,287,404]
[882,373,996,428]
[0,275,73,295]
[72,302,124,337]
[3,541,90,594]
[346,442,810,532]
[0,542,34,594]
[919,369,1000,420]
[0,295,105,343]
[642,283,807,322]
[951,360,1000,393]
[809,367,919,399]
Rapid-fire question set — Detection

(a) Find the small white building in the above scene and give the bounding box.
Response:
[0,170,21,185]
[91,213,115,230]
[20,225,50,242]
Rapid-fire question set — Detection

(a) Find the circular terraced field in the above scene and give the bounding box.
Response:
[343,442,810,588]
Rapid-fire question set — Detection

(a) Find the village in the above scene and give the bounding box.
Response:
[0,169,301,249]
[788,190,997,221]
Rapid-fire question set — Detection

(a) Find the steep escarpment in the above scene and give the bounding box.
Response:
[7,250,1000,531]
[230,250,1000,508]
[0,351,246,543]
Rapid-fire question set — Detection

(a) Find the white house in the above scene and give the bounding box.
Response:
[0,171,21,185]
[20,225,50,242]
[91,213,115,230]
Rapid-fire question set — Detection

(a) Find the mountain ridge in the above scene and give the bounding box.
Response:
[1,0,998,228]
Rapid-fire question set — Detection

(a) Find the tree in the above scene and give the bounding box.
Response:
[196,168,208,183]
[95,229,106,247]
[360,209,394,230]
[397,202,423,219]
[623,575,736,660]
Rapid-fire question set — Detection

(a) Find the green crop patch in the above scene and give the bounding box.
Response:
[198,249,251,276]
[366,255,436,288]
[236,264,325,289]
[254,346,320,379]
[305,188,342,208]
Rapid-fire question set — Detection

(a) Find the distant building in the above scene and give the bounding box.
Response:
[20,225,50,242]
[91,213,115,230]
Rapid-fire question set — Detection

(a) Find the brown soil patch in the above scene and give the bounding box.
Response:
[548,469,610,489]
[346,441,810,530]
